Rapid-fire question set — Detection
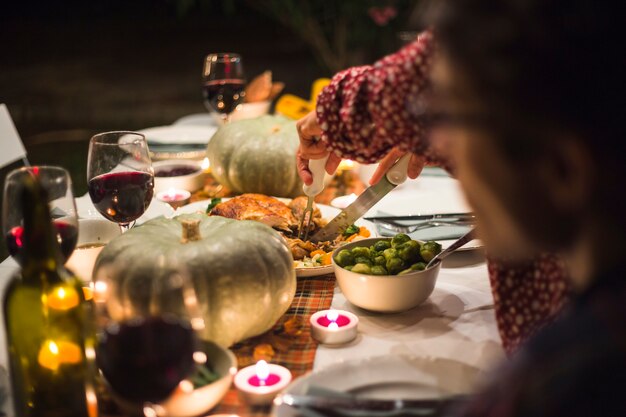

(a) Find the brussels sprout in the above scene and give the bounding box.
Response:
[343,224,360,236]
[383,248,398,260]
[374,240,392,252]
[354,256,372,266]
[411,262,427,271]
[420,241,443,262]
[370,265,389,275]
[344,265,353,271]
[391,234,411,248]
[386,257,405,275]
[351,247,370,258]
[373,255,386,266]
[398,268,414,275]
[335,250,355,267]
[351,263,372,274]
[396,241,421,262]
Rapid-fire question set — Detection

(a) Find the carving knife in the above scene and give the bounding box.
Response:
[310,154,411,243]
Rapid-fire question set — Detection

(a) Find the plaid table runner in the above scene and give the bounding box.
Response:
[210,273,336,416]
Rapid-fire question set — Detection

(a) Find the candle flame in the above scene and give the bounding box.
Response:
[326,310,339,322]
[338,159,356,171]
[256,360,270,381]
[49,340,59,355]
[201,157,210,171]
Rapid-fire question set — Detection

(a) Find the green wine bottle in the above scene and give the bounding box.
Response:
[3,174,97,417]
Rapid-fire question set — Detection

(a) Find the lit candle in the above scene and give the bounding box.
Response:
[234,360,292,405]
[330,193,358,209]
[201,157,211,173]
[337,159,356,172]
[156,188,191,208]
[310,309,359,345]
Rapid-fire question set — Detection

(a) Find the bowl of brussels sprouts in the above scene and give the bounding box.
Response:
[332,234,443,313]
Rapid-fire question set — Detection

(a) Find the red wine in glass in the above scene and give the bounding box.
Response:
[5,221,78,264]
[202,79,246,115]
[96,315,197,403]
[88,172,154,226]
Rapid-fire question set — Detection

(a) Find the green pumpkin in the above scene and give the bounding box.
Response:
[207,115,302,197]
[94,213,296,347]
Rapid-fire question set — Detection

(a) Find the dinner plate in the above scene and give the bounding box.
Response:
[138,125,217,146]
[272,355,483,417]
[173,113,220,128]
[75,194,175,224]
[175,199,376,278]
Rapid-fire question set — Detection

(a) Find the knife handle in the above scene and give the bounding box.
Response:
[386,153,411,185]
[303,155,329,197]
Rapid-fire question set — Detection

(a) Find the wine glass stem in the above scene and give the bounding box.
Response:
[119,221,135,233]
[221,113,230,124]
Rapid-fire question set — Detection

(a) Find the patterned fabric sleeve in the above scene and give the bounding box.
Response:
[316,31,435,163]
[315,31,571,355]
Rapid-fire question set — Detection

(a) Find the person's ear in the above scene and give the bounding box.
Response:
[537,137,593,213]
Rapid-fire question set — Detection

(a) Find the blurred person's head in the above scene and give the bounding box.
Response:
[430,0,625,283]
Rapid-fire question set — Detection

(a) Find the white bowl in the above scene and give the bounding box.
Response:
[153,160,206,193]
[65,218,121,282]
[332,237,441,313]
[157,340,237,417]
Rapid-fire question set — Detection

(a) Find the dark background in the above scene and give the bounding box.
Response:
[0,0,422,258]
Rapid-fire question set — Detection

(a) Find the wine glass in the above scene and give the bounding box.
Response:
[202,53,246,123]
[92,257,204,410]
[87,131,154,233]
[2,166,78,265]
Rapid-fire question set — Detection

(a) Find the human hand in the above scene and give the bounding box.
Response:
[369,147,425,185]
[296,111,342,185]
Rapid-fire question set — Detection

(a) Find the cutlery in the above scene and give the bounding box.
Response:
[310,154,411,243]
[426,228,477,269]
[275,393,468,416]
[376,219,475,235]
[298,155,329,241]
[364,213,475,223]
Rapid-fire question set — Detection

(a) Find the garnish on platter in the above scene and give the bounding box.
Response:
[204,194,372,270]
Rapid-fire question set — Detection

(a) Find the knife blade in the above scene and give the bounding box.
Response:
[276,393,467,415]
[310,154,411,243]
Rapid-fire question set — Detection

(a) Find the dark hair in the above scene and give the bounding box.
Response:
[433,0,625,162]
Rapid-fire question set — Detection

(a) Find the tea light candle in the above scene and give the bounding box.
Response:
[234,360,292,406]
[156,188,191,208]
[310,309,359,345]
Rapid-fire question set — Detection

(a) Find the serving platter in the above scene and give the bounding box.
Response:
[175,199,376,278]
[272,354,483,417]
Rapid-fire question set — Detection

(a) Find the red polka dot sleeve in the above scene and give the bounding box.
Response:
[315,31,571,355]
[316,31,436,163]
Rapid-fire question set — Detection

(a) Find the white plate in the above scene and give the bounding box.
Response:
[273,355,483,417]
[75,193,175,224]
[173,113,220,128]
[138,125,217,145]
[175,199,376,278]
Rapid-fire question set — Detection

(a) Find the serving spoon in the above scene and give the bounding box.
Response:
[426,228,478,269]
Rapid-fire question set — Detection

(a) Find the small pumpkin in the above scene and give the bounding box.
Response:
[94,213,296,347]
[207,115,302,198]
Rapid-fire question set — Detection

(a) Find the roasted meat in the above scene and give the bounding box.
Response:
[210,194,297,231]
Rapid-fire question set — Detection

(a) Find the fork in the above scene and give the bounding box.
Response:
[298,156,328,241]
[375,219,476,234]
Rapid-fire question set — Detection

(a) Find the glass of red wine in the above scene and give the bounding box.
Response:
[92,258,204,410]
[87,131,154,233]
[202,52,246,123]
[2,166,78,265]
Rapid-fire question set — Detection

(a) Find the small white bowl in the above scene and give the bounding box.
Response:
[332,237,441,313]
[153,159,205,193]
[157,340,237,417]
[65,218,121,282]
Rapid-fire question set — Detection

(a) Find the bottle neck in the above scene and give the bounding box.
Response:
[20,178,64,276]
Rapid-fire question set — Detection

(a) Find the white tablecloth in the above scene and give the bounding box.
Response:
[0,171,505,415]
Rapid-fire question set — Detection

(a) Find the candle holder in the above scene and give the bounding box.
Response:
[310,309,359,345]
[234,360,292,406]
[156,188,191,209]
